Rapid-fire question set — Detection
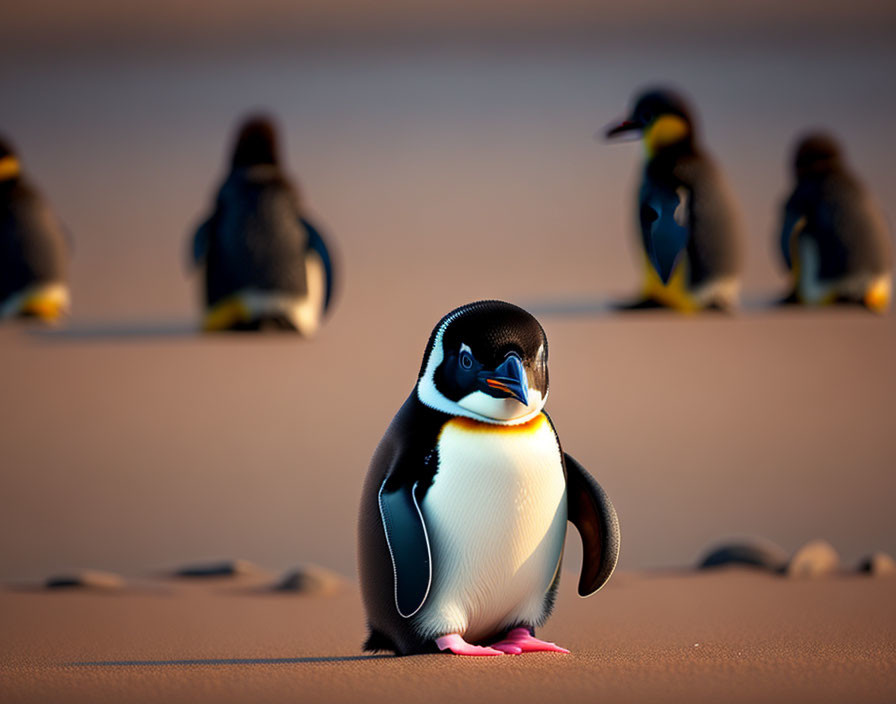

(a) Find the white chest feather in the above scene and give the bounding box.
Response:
[416,414,567,641]
[233,251,326,335]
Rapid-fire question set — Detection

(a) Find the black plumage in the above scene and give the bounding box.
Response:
[191,116,334,330]
[358,301,620,656]
[778,132,892,308]
[606,88,743,310]
[0,137,69,319]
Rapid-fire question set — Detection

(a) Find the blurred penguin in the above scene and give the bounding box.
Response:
[0,136,70,322]
[777,132,892,312]
[190,115,335,333]
[605,88,743,312]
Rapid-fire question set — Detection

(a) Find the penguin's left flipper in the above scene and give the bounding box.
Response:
[378,476,432,618]
[564,453,620,596]
[300,217,335,312]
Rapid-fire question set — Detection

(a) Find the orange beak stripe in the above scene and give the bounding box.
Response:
[485,379,511,394]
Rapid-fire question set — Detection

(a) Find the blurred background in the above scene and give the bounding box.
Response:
[1,1,894,581]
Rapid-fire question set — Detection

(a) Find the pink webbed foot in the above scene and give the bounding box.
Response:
[489,628,570,655]
[435,634,504,656]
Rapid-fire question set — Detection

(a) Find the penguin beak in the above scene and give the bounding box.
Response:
[479,354,530,406]
[604,118,642,140]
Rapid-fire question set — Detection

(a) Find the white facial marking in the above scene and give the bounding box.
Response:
[457,389,544,422]
[416,311,548,426]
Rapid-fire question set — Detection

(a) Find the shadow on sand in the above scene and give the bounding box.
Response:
[66,654,394,667]
[522,295,787,317]
[28,320,199,341]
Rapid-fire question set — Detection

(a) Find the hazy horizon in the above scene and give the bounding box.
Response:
[3,1,895,57]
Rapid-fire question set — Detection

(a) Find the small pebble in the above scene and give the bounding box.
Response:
[174,559,256,578]
[45,570,125,590]
[856,552,896,576]
[786,540,839,577]
[273,564,344,595]
[698,539,788,572]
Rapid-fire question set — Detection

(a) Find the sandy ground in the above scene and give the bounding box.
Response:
[2,309,895,582]
[1,570,894,704]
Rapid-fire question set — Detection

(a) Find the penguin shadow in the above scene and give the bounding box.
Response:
[26,319,200,341]
[64,654,393,668]
[26,318,334,341]
[520,295,752,317]
[521,294,870,317]
[521,296,718,317]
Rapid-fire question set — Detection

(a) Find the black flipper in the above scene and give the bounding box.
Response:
[300,217,335,312]
[779,201,806,271]
[378,477,432,618]
[191,214,215,268]
[564,452,620,597]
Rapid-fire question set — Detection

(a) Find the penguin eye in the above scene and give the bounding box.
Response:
[459,344,474,371]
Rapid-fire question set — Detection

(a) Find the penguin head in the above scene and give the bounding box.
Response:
[0,136,21,182]
[793,132,843,180]
[605,88,696,157]
[416,301,549,425]
[231,115,280,169]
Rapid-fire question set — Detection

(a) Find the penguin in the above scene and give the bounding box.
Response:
[777,132,892,311]
[190,115,334,333]
[358,300,620,656]
[0,136,70,322]
[604,88,743,312]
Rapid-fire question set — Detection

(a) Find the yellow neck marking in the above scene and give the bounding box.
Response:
[0,156,20,181]
[644,115,690,159]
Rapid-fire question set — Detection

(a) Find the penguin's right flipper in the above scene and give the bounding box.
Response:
[190,214,217,268]
[300,217,334,312]
[779,205,806,271]
[377,475,432,618]
[564,453,620,597]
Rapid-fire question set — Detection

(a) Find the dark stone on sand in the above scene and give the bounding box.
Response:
[786,540,839,577]
[273,565,344,595]
[174,559,256,578]
[856,552,896,576]
[698,540,789,572]
[45,570,125,590]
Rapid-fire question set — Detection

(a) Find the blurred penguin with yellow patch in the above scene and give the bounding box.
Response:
[190,115,335,333]
[0,136,70,322]
[605,88,743,312]
[777,132,892,312]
